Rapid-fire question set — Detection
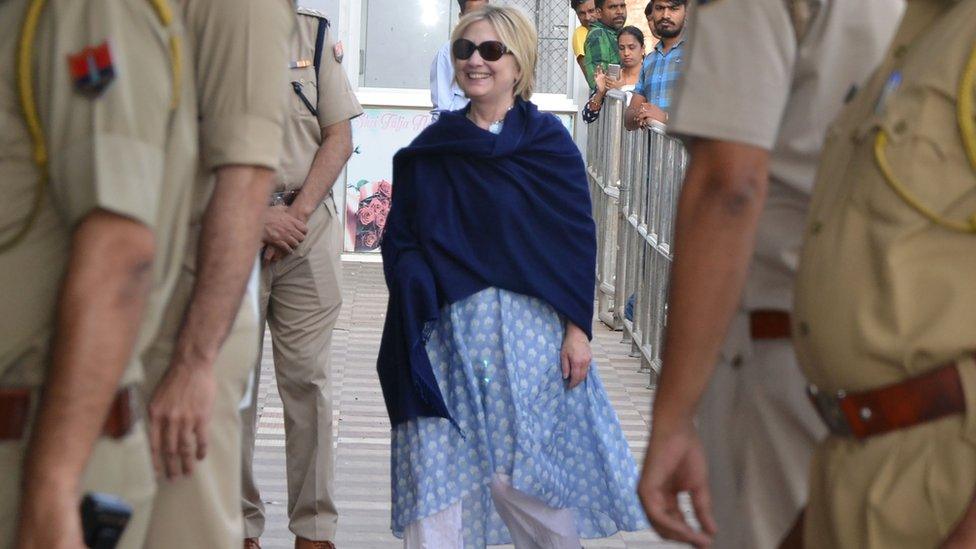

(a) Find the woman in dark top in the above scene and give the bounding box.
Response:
[378,6,648,548]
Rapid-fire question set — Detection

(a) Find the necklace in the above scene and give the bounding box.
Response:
[467,104,513,133]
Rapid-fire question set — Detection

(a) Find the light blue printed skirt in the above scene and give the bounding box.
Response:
[390,287,649,546]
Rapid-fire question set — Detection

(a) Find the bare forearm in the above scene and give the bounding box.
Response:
[291,122,353,222]
[22,212,154,493]
[652,140,769,428]
[172,166,273,371]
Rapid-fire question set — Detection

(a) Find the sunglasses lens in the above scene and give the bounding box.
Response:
[452,39,476,60]
[478,41,505,61]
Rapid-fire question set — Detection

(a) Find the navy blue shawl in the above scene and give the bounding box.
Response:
[377,98,597,426]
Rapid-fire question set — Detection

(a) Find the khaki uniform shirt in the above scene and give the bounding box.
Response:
[278,7,363,214]
[669,0,903,313]
[0,0,197,386]
[179,0,292,261]
[793,0,976,545]
[143,0,292,355]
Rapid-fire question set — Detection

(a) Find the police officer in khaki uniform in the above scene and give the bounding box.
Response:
[794,0,976,546]
[240,8,362,548]
[136,1,293,548]
[635,0,903,546]
[0,0,196,546]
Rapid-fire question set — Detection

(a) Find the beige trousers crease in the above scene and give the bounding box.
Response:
[241,202,342,541]
[140,262,261,549]
[698,325,825,549]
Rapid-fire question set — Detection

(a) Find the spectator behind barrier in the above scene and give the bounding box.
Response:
[582,25,644,124]
[624,0,687,130]
[582,0,627,90]
[571,0,599,76]
[430,0,489,116]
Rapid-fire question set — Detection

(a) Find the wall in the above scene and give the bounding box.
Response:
[625,0,654,48]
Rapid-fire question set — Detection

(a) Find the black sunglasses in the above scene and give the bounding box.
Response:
[452,38,512,62]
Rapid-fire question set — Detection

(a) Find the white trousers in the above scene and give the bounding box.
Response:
[403,474,581,549]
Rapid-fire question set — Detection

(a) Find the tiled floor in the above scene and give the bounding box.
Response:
[249,260,682,548]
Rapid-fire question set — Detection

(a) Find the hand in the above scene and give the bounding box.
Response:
[637,103,668,127]
[638,419,716,548]
[594,69,608,95]
[605,75,622,90]
[148,362,217,479]
[261,205,307,253]
[560,323,592,389]
[262,245,288,266]
[15,489,85,549]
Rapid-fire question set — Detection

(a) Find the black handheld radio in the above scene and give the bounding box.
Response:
[81,493,131,549]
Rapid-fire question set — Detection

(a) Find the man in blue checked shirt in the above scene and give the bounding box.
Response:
[625,0,687,130]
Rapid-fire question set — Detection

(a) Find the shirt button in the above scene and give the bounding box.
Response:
[731,355,744,369]
[810,221,823,235]
[894,119,908,135]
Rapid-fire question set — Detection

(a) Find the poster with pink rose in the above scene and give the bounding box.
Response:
[345,107,434,252]
[347,178,392,251]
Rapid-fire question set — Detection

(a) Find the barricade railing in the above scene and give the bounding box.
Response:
[584,91,688,385]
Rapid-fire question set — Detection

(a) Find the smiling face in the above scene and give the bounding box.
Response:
[454,19,519,107]
[617,32,642,68]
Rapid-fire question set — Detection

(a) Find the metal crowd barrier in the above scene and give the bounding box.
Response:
[585,91,688,384]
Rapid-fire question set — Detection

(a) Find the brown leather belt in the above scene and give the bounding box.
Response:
[269,189,299,207]
[807,362,966,439]
[0,387,136,441]
[749,310,792,339]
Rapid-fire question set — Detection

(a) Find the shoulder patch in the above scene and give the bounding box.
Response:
[296,6,329,24]
[68,41,115,96]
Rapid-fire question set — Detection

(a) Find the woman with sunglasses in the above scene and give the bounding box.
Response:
[378,5,648,548]
[583,26,645,124]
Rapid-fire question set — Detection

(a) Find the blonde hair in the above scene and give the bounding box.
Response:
[450,6,537,100]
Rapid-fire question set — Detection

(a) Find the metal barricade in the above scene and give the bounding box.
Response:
[586,90,626,329]
[584,93,688,385]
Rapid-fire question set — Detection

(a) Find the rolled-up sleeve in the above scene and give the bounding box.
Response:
[669,0,795,150]
[185,0,294,171]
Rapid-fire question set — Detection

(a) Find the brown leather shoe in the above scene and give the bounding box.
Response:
[243,539,261,549]
[294,538,335,549]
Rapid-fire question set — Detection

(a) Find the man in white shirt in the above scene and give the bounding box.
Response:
[430,0,488,114]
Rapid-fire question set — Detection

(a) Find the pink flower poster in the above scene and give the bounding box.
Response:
[345,107,434,252]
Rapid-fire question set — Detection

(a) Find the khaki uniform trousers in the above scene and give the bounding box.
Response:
[0,393,156,549]
[697,313,826,549]
[241,200,342,540]
[140,263,261,549]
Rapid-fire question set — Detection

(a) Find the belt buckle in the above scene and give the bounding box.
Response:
[807,385,853,437]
